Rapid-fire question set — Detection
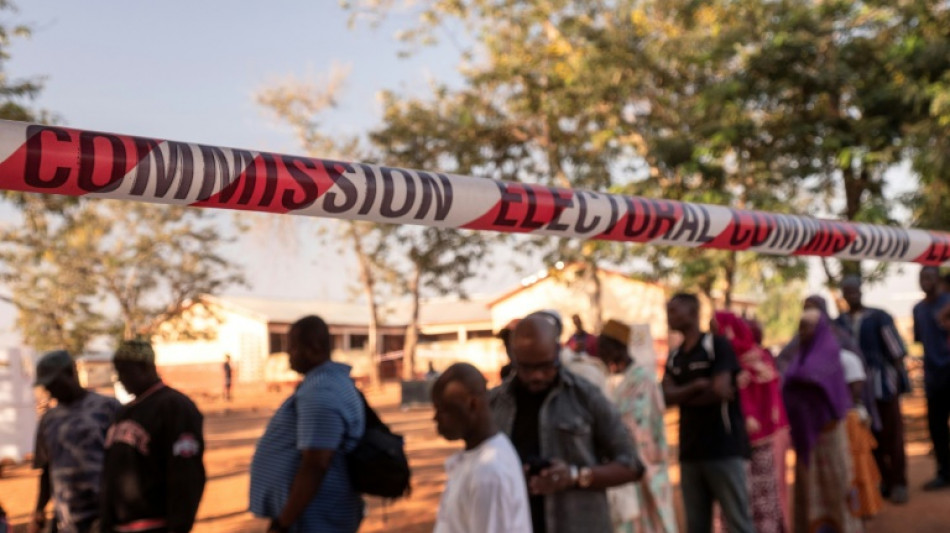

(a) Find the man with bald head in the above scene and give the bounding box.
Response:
[836,274,910,503]
[489,312,644,533]
[432,363,531,533]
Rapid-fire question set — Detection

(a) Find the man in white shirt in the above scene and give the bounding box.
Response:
[432,363,532,533]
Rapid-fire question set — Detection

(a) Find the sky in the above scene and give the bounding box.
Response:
[0,1,927,346]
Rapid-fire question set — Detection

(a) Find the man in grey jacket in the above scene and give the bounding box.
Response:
[489,312,644,533]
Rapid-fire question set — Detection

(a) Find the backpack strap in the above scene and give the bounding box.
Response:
[356,390,386,430]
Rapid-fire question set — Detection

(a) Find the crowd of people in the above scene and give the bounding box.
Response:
[12,266,950,533]
[26,341,205,533]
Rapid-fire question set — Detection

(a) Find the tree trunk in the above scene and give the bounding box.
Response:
[699,284,715,319]
[402,265,422,381]
[349,222,381,388]
[838,164,866,281]
[585,258,604,333]
[723,251,737,310]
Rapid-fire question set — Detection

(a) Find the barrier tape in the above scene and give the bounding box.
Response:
[1,120,947,265]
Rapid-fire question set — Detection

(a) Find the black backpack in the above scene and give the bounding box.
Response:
[346,391,411,498]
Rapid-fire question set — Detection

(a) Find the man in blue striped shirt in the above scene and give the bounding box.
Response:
[250,315,365,533]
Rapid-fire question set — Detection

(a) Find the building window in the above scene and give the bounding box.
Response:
[467,329,495,339]
[383,334,405,353]
[419,332,459,343]
[269,332,287,354]
[350,334,368,350]
[331,334,344,350]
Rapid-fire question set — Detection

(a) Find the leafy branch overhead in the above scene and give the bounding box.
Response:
[0,197,246,352]
[341,0,950,331]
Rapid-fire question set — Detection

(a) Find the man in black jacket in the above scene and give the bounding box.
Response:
[100,340,206,533]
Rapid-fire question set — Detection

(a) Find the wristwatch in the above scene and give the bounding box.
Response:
[577,466,594,488]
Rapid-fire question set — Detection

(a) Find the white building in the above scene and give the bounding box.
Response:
[0,347,37,466]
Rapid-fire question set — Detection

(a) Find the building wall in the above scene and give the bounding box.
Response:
[491,273,669,347]
[415,338,508,380]
[153,305,269,391]
[0,347,37,463]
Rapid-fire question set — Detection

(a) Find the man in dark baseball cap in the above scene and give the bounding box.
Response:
[31,350,119,533]
[33,350,73,387]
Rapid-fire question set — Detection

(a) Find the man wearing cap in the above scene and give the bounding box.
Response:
[598,320,677,533]
[30,350,120,533]
[490,311,644,533]
[100,340,206,533]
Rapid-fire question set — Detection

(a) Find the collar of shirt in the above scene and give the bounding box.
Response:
[445,433,503,473]
[128,382,166,406]
[302,361,352,382]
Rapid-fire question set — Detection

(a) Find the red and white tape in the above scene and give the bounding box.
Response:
[2,120,947,265]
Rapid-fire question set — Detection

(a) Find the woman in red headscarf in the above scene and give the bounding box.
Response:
[713,310,790,533]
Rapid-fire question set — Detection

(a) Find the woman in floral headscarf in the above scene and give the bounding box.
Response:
[712,310,789,533]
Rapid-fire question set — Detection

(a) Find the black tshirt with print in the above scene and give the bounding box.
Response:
[665,334,750,462]
[100,384,206,533]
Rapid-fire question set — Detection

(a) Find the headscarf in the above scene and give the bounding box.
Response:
[713,310,787,444]
[778,295,881,431]
[746,318,765,347]
[782,311,851,463]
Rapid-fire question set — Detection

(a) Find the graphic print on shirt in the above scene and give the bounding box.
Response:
[172,433,201,458]
[106,420,151,455]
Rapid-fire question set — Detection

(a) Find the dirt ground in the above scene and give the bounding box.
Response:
[2,383,948,532]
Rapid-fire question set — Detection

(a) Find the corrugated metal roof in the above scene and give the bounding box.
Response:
[401,297,493,326]
[219,294,494,327]
[221,296,376,326]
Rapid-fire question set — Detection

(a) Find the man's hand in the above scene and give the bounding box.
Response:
[691,378,712,392]
[746,416,761,435]
[266,517,289,533]
[27,511,45,533]
[736,370,752,389]
[528,459,574,495]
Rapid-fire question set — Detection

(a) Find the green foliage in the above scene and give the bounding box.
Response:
[897,4,950,230]
[0,4,243,352]
[370,90,493,376]
[257,69,392,371]
[344,0,950,293]
[757,278,807,347]
[0,199,245,351]
[370,91,492,299]
[0,197,106,353]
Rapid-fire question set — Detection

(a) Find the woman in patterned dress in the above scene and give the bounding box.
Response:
[598,319,678,533]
